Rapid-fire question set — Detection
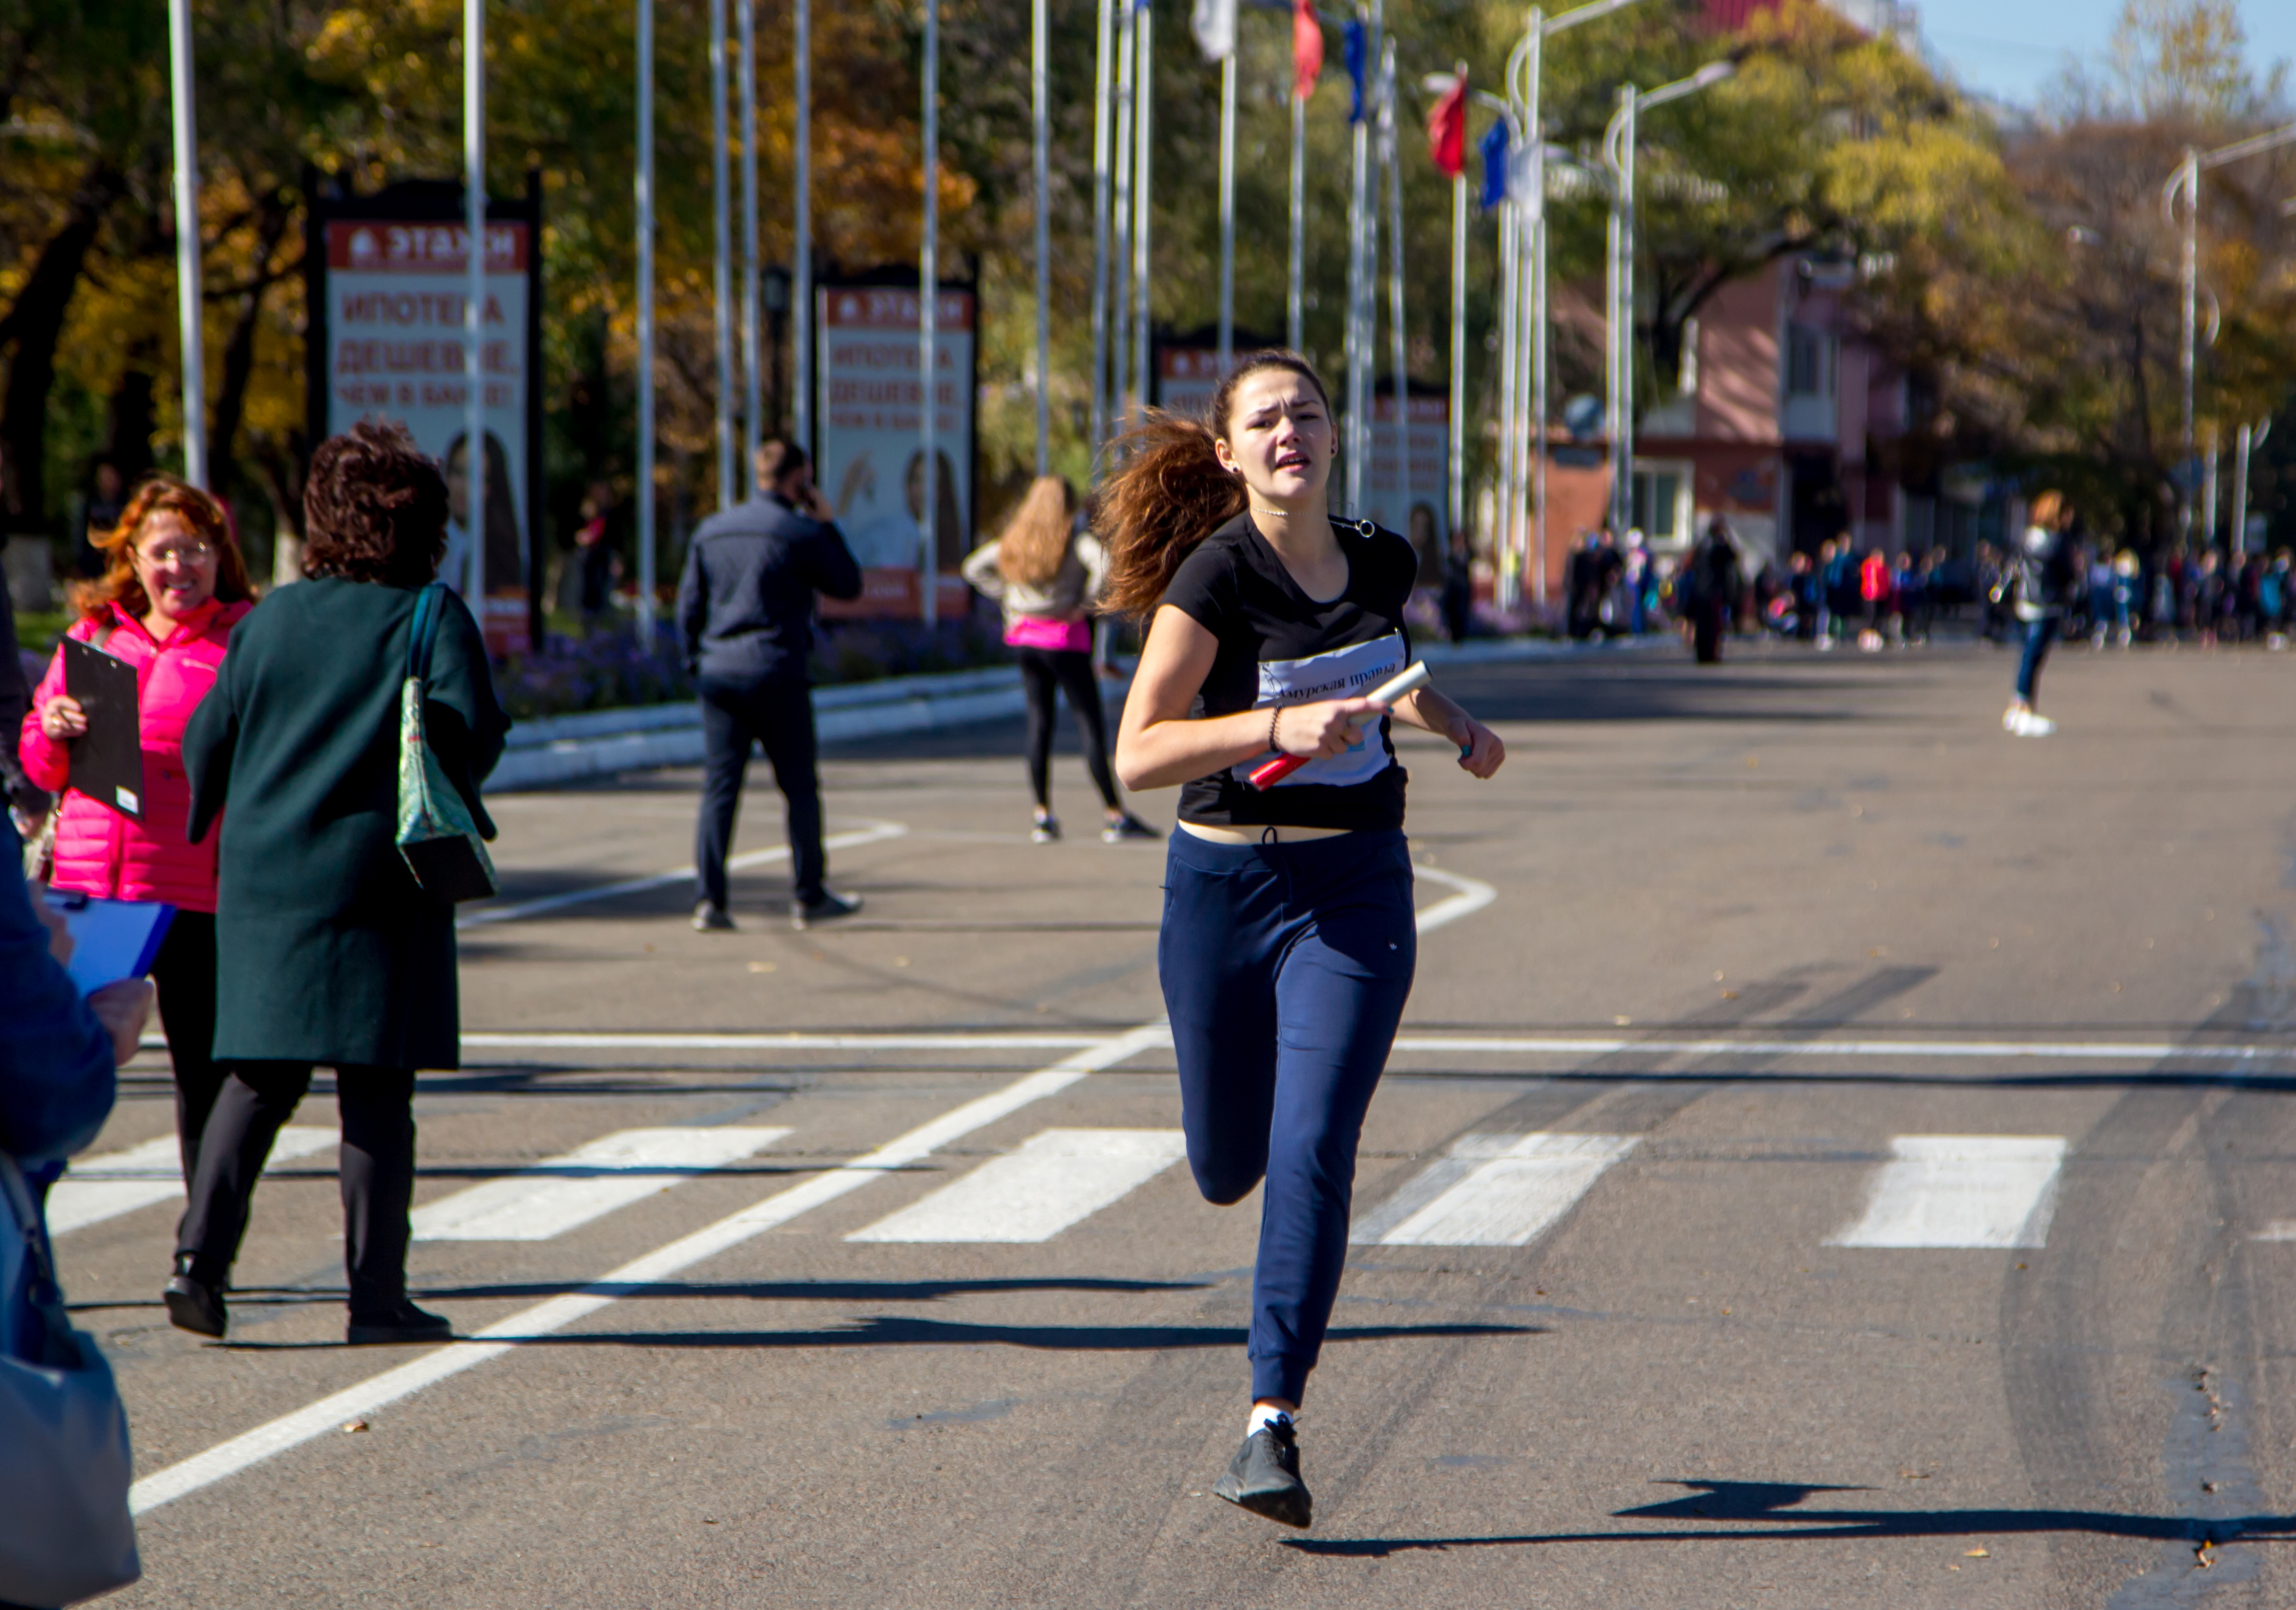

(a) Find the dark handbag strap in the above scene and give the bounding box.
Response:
[0,1152,83,1370]
[406,583,447,685]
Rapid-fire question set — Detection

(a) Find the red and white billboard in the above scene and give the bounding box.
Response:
[1360,392,1451,567]
[323,219,532,653]
[815,285,975,618]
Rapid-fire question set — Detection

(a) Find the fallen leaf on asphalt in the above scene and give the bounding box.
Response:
[342,1420,369,1434]
[1721,990,1740,1000]
[748,962,776,973]
[1614,1015,1632,1026]
[1965,1548,1988,1558]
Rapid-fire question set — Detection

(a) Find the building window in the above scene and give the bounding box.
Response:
[1786,324,1835,398]
[1631,461,1693,547]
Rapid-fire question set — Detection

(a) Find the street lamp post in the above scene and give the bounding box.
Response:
[1604,60,1732,543]
[2163,119,2296,542]
[169,0,206,490]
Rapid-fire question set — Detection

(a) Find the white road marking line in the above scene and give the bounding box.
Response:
[1413,865,1497,934]
[128,1023,1171,1517]
[847,1128,1187,1244]
[457,1032,1120,1053]
[2251,1222,2296,1241]
[1387,1036,2290,1062]
[47,1127,338,1237]
[456,820,909,928]
[1826,1135,2069,1249]
[410,1127,791,1242]
[1352,1132,1637,1247]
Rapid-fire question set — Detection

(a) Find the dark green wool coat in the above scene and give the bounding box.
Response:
[184,578,508,1071]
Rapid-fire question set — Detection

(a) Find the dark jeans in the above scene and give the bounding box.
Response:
[1015,647,1120,814]
[176,1063,417,1316]
[696,674,825,911]
[2016,615,2058,701]
[150,911,224,1200]
[1159,828,1418,1406]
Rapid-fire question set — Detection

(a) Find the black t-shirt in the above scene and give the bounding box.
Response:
[1160,512,1416,830]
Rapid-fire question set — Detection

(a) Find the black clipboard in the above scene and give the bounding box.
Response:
[63,636,145,821]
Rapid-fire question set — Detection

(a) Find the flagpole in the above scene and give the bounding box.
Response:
[464,0,486,600]
[740,0,761,482]
[1132,3,1154,420]
[1344,22,1367,513]
[710,0,734,511]
[1112,7,1135,426]
[1495,188,1518,608]
[1090,0,1114,458]
[635,0,656,644]
[1033,0,1051,477]
[1218,50,1235,371]
[921,0,939,627]
[1287,89,1305,351]
[1449,166,1465,548]
[169,0,207,490]
[1383,38,1407,538]
[792,0,812,452]
[1526,18,1549,605]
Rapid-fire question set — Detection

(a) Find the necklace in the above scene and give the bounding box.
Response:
[1250,504,1304,519]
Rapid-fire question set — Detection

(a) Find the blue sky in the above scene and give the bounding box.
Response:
[1916,0,2295,108]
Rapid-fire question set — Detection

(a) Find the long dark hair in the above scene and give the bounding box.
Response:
[1095,349,1332,620]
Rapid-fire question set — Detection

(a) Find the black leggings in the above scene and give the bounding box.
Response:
[1017,647,1120,813]
[150,911,224,1195]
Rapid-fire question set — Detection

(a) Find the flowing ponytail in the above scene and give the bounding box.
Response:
[1094,347,1332,622]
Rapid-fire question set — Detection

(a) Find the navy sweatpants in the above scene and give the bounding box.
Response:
[1159,827,1417,1405]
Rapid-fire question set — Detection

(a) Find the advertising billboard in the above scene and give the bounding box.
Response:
[813,277,975,620]
[1359,390,1451,584]
[309,181,543,656]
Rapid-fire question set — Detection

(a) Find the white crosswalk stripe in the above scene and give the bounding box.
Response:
[412,1127,792,1241]
[1351,1132,1638,1247]
[1826,1134,2069,1249]
[47,1127,338,1237]
[847,1128,1188,1244]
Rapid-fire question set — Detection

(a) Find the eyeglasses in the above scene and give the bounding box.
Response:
[138,541,215,566]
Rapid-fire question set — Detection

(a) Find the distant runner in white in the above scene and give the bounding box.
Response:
[1104,349,1505,1532]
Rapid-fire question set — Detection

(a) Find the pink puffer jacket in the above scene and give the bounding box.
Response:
[19,597,251,913]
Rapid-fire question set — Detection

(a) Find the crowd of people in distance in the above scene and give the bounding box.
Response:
[1977,539,2294,652]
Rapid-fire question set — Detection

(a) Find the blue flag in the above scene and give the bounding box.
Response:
[1343,20,1368,123]
[1479,122,1509,210]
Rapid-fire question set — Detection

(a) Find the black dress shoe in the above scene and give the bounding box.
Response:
[1212,1419,1313,1529]
[162,1258,227,1339]
[346,1300,453,1346]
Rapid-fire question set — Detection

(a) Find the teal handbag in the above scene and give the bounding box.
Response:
[396,584,499,903]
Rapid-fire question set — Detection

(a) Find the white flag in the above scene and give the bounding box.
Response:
[1191,0,1236,60]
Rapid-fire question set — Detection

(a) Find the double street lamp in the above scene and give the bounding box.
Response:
[2162,118,2296,543]
[1604,59,1732,543]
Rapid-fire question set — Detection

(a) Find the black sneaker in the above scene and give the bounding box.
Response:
[792,890,863,930]
[346,1301,454,1346]
[1100,813,1156,843]
[162,1256,227,1339]
[692,901,735,932]
[1212,1419,1313,1528]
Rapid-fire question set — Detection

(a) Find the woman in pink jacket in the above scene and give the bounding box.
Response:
[21,474,255,1195]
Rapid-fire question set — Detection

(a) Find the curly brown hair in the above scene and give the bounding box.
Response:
[1094,350,1332,620]
[303,418,449,588]
[72,474,254,623]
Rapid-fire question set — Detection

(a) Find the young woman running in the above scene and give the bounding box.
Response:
[1104,350,1505,1528]
[962,475,1152,842]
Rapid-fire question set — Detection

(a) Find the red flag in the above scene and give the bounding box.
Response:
[1292,0,1323,102]
[1427,72,1467,178]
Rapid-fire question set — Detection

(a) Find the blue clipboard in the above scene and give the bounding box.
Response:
[39,890,174,993]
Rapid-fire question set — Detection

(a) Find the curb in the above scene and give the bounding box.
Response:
[485,633,1678,793]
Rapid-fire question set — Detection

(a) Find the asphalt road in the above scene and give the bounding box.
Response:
[52,632,2296,1608]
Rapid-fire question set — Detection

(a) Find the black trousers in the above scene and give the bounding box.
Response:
[176,1063,417,1316]
[150,911,224,1196]
[1015,647,1120,814]
[696,673,825,911]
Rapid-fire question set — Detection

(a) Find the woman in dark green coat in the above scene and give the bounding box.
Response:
[171,419,509,1345]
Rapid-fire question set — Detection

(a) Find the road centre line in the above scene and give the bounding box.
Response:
[127,1023,1171,1518]
[456,820,911,928]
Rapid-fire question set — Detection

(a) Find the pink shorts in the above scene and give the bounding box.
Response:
[1004,615,1093,653]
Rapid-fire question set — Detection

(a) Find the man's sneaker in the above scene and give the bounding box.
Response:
[2012,709,2057,737]
[162,1257,227,1339]
[346,1300,453,1346]
[1101,813,1156,843]
[1032,815,1061,844]
[693,901,735,932]
[792,890,863,930]
[1211,1419,1313,1529]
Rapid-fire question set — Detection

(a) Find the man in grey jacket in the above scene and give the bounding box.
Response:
[677,440,865,931]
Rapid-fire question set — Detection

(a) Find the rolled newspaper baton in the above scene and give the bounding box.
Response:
[1247,660,1435,791]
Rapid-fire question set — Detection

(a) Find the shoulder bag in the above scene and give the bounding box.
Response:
[0,1150,140,1606]
[396,584,499,904]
